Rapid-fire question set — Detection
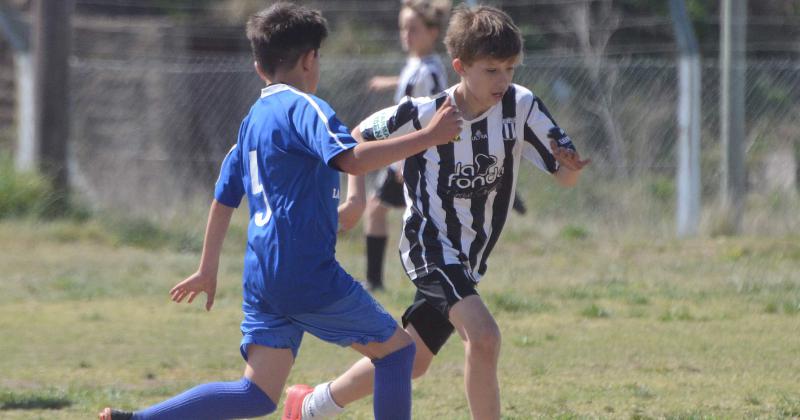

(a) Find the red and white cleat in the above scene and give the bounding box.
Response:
[282,384,313,420]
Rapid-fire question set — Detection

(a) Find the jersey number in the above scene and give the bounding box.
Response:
[249,150,272,227]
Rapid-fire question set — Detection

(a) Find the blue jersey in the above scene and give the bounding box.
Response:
[214,83,358,315]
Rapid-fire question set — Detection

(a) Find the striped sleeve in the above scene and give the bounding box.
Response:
[358,97,422,141]
[521,97,561,174]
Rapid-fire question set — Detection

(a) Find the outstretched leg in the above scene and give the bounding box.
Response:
[99,344,292,420]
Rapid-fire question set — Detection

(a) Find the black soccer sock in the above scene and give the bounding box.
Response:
[512,193,527,215]
[366,235,388,289]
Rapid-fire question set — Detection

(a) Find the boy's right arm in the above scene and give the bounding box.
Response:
[170,199,235,311]
[368,75,400,92]
[333,97,461,175]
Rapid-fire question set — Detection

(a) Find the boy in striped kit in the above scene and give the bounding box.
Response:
[283,4,588,420]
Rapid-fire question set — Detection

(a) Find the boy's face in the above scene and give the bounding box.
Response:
[399,8,438,55]
[456,56,520,110]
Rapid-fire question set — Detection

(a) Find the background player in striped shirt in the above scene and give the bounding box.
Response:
[363,0,450,292]
[283,5,589,420]
[98,3,463,420]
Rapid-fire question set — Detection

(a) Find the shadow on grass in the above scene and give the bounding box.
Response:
[0,390,72,410]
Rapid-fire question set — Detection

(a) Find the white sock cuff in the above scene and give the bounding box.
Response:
[319,382,344,410]
[304,382,344,419]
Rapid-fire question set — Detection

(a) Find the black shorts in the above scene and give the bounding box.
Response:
[401,264,479,355]
[374,167,405,208]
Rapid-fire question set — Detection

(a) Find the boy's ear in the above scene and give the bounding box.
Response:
[253,61,269,83]
[452,58,466,76]
[301,49,317,71]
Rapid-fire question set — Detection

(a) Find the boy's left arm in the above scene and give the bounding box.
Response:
[551,139,590,187]
[522,96,589,188]
[170,200,235,311]
[338,173,366,232]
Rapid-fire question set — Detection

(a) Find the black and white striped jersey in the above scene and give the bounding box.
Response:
[360,83,570,281]
[394,54,448,104]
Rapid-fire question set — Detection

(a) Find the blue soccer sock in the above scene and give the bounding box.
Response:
[372,342,416,420]
[131,377,275,420]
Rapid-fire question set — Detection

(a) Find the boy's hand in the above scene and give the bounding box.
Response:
[170,271,217,311]
[338,197,366,232]
[551,139,590,171]
[424,97,462,145]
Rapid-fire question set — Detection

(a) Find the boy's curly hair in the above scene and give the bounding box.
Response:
[402,0,451,31]
[444,5,522,64]
[246,2,328,75]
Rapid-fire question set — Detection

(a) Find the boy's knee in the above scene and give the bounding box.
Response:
[242,378,278,416]
[374,341,416,368]
[257,399,277,416]
[466,325,502,358]
[411,356,431,379]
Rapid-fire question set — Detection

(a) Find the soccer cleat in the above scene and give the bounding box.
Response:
[99,408,133,420]
[282,384,313,420]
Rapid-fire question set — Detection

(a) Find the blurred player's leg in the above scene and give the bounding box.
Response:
[365,167,406,291]
[365,196,390,291]
[512,192,527,215]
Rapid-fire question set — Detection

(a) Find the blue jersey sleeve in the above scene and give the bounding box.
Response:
[214,143,245,208]
[292,95,357,168]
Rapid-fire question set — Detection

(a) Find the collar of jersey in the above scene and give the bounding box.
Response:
[261,83,294,98]
[447,85,499,123]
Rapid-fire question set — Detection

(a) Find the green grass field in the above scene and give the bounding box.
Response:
[1,203,799,419]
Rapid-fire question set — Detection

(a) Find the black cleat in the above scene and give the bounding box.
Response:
[110,410,134,420]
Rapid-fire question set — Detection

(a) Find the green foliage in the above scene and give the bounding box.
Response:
[0,389,72,410]
[581,303,611,318]
[659,306,695,321]
[486,291,553,314]
[560,224,590,240]
[97,214,202,252]
[0,155,54,219]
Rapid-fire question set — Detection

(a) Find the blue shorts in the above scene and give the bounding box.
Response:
[240,282,397,359]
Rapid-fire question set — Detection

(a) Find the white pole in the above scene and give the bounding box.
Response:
[720,0,747,233]
[670,0,701,237]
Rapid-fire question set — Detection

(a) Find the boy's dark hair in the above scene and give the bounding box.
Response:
[444,5,522,64]
[402,0,451,31]
[246,2,328,75]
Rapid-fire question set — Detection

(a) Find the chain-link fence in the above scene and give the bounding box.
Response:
[68,54,800,235]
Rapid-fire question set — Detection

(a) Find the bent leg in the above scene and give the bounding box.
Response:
[350,327,415,420]
[449,295,502,420]
[332,324,435,406]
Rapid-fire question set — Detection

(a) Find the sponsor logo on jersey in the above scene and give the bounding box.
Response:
[471,129,488,142]
[502,118,517,142]
[447,154,504,198]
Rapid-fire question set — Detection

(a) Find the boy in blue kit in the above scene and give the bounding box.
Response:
[98,3,461,420]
